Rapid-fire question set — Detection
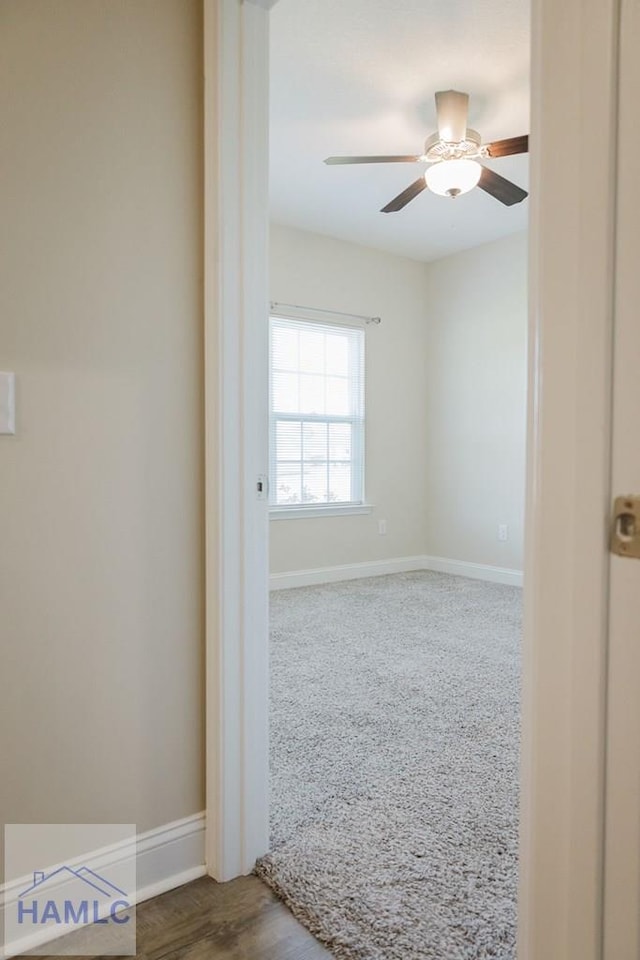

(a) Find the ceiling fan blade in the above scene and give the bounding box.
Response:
[324,155,420,165]
[435,90,469,143]
[485,135,529,158]
[478,166,528,205]
[380,177,427,213]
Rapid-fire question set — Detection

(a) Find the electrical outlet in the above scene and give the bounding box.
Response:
[378,519,387,536]
[498,523,508,542]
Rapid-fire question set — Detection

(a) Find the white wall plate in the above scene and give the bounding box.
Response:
[0,372,16,435]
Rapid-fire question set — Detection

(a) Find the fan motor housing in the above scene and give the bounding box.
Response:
[423,128,484,162]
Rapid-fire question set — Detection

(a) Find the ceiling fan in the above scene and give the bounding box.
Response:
[324,90,529,212]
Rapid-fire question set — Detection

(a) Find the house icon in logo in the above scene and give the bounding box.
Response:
[20,868,127,899]
[17,867,131,927]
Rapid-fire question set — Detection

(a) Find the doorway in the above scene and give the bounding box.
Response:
[204,0,620,957]
[259,4,527,955]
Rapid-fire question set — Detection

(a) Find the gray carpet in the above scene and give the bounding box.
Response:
[255,571,521,960]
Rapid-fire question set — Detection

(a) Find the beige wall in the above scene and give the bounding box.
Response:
[269,226,527,575]
[0,0,204,856]
[269,224,431,574]
[423,231,528,569]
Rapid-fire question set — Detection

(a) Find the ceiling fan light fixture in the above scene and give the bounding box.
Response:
[424,158,482,198]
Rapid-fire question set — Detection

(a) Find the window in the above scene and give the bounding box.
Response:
[269,316,365,514]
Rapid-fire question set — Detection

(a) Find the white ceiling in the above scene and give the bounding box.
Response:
[269,0,530,263]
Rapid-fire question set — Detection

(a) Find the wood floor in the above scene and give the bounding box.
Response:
[36,876,332,960]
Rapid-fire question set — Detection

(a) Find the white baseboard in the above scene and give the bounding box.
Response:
[270,555,427,590]
[1,813,206,958]
[270,555,523,589]
[421,555,523,587]
[134,812,206,901]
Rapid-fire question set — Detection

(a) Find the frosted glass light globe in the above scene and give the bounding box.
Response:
[424,159,482,198]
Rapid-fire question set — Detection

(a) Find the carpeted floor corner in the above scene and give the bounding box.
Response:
[255,571,521,960]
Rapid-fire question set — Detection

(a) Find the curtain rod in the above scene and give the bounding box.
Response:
[270,301,382,325]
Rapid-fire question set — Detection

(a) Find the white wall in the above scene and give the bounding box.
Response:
[269,224,431,574]
[270,225,527,576]
[423,232,528,570]
[0,0,204,863]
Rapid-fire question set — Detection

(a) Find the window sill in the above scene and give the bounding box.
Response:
[269,504,374,521]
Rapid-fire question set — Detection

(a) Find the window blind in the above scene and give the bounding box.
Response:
[269,316,365,509]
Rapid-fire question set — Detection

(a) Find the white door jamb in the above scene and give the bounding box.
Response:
[203,0,271,882]
[520,0,619,958]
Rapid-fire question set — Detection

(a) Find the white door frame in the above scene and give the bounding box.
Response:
[519,0,619,957]
[204,1,621,956]
[601,0,640,954]
[203,0,272,881]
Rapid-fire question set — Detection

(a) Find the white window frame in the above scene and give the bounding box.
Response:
[268,313,368,518]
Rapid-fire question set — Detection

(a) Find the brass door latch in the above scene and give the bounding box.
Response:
[611,496,640,558]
